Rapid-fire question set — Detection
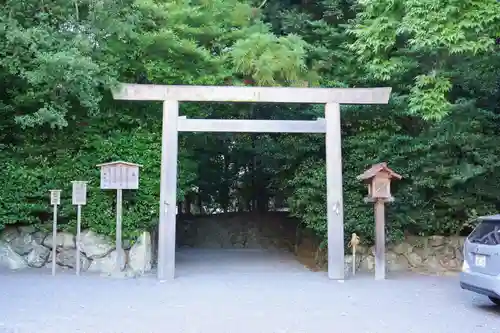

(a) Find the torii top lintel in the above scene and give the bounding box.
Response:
[111,83,392,104]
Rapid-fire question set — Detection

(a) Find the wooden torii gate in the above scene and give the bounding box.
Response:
[112,84,392,281]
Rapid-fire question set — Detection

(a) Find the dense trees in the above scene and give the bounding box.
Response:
[1,0,499,245]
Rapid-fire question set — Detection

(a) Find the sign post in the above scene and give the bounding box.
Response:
[49,189,61,276]
[116,187,123,269]
[72,181,87,276]
[96,161,141,272]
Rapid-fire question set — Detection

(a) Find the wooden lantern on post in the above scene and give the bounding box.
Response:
[358,162,401,202]
[357,162,401,280]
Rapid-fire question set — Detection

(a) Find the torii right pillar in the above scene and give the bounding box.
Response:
[357,163,402,280]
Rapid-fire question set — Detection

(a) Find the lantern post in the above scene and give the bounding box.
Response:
[357,163,402,280]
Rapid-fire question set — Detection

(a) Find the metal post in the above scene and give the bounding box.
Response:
[325,102,345,280]
[76,205,82,275]
[116,188,123,271]
[158,100,179,281]
[51,204,58,276]
[374,200,386,280]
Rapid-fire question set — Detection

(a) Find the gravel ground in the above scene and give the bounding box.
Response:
[0,248,499,333]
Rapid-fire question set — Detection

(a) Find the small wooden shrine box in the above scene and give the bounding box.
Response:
[357,162,402,201]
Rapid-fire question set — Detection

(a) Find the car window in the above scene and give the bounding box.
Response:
[468,220,500,245]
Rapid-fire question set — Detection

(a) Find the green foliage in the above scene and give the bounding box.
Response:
[288,159,327,239]
[348,0,500,120]
[0,0,137,127]
[231,33,310,85]
[408,73,452,120]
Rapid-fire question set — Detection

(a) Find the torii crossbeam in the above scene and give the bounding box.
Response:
[112,83,392,281]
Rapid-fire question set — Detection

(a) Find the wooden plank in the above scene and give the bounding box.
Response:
[325,103,345,280]
[177,118,326,133]
[157,101,179,281]
[112,84,391,104]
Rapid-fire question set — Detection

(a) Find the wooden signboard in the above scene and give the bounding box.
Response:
[96,161,142,272]
[50,190,61,205]
[98,161,140,190]
[72,181,88,206]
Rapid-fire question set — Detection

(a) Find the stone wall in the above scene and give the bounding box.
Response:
[176,212,298,251]
[0,225,152,277]
[0,212,467,277]
[297,234,466,276]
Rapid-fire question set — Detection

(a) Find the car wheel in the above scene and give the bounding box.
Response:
[488,297,500,306]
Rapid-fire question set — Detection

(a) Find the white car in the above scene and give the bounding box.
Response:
[460,214,500,306]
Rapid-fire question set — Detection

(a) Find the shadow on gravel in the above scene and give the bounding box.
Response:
[474,303,500,315]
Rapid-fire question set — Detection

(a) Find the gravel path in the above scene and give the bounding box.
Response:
[1,249,499,333]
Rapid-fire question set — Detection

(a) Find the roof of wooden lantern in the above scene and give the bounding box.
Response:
[356,162,402,181]
[96,161,143,168]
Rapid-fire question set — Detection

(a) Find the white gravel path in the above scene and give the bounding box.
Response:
[1,248,499,333]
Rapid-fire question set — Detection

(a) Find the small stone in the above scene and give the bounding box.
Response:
[128,232,152,275]
[0,241,27,270]
[434,244,456,258]
[413,246,431,261]
[0,227,20,243]
[406,252,423,267]
[43,232,75,249]
[78,230,114,259]
[428,235,446,247]
[360,255,375,271]
[88,249,126,274]
[17,225,36,235]
[447,236,466,249]
[406,235,426,247]
[386,252,409,271]
[391,242,413,255]
[9,232,36,255]
[448,258,461,270]
[31,231,46,245]
[25,244,50,268]
[422,256,447,272]
[54,249,90,270]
